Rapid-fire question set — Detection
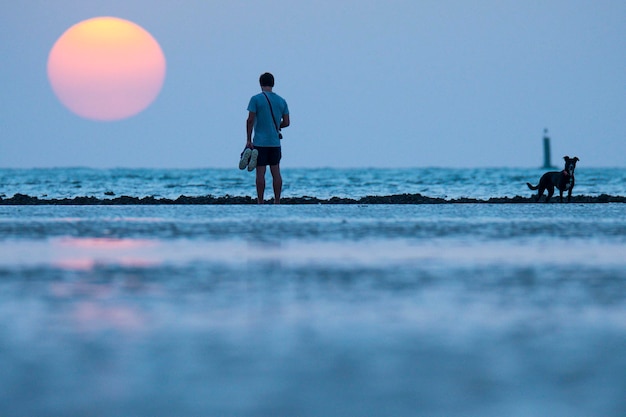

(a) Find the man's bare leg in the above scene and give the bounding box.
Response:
[269,164,282,204]
[256,165,266,204]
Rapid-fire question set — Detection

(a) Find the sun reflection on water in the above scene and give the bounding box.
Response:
[54,237,160,270]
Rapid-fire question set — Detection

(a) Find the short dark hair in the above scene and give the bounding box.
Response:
[259,72,275,87]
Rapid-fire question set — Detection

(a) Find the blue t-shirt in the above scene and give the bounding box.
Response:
[247,92,289,147]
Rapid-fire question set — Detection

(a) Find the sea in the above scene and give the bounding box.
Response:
[2,166,626,200]
[0,167,625,417]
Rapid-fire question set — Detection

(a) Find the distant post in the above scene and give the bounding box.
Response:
[542,128,554,169]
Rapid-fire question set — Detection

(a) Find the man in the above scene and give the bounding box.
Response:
[245,72,290,204]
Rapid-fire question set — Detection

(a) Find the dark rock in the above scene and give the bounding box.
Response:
[0,193,624,205]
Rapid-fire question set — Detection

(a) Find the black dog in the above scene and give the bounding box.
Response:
[527,156,579,203]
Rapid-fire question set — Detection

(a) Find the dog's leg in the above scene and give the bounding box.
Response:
[568,178,575,203]
[545,186,554,203]
[559,189,564,203]
[535,186,545,202]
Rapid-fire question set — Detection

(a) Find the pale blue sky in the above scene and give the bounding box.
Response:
[1,0,624,168]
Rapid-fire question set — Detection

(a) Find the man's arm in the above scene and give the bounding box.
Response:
[280,114,290,129]
[246,111,255,148]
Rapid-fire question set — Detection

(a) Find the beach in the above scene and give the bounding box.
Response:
[1,199,625,416]
[0,199,626,417]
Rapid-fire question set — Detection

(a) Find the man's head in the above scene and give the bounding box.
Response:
[259,72,275,88]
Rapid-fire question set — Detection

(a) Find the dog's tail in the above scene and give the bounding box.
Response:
[526,182,539,190]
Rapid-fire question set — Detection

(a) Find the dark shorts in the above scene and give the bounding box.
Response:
[255,146,282,166]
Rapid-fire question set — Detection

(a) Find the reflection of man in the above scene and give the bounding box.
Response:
[246,72,290,204]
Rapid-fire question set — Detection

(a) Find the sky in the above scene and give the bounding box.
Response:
[1,0,625,169]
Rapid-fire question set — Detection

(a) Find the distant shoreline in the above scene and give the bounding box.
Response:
[1,193,625,205]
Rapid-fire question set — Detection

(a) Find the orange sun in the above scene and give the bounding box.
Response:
[47,16,166,121]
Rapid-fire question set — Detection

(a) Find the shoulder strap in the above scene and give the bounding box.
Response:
[262,92,281,137]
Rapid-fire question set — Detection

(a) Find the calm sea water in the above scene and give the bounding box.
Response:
[1,168,625,417]
[1,167,625,200]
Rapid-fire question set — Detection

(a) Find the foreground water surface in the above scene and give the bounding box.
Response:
[0,203,624,416]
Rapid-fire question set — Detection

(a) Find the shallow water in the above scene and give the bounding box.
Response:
[1,204,625,416]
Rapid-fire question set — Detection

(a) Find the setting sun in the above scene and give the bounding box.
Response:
[47,16,166,121]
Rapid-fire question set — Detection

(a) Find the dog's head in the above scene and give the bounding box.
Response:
[563,156,579,176]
